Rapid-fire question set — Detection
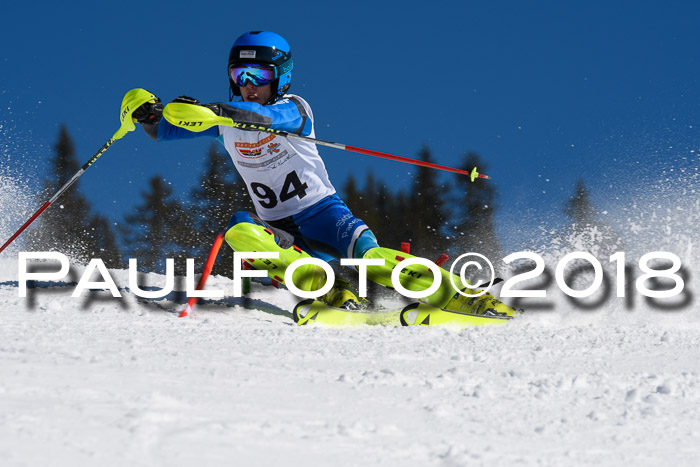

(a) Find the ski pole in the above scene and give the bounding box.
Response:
[0,89,157,255]
[162,102,490,182]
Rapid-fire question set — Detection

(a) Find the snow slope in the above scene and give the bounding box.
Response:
[2,169,700,466]
[1,257,700,466]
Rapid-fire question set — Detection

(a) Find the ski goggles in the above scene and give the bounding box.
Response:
[229,64,276,87]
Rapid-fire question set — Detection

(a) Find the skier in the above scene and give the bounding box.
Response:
[130,30,513,317]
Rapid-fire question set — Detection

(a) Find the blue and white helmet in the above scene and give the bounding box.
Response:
[228,31,293,104]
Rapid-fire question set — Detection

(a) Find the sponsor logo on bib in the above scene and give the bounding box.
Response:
[235,134,277,158]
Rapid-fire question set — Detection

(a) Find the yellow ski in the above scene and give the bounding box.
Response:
[292,300,517,328]
[293,299,401,326]
[399,303,513,327]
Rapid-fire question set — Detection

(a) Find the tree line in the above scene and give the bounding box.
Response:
[24,125,613,275]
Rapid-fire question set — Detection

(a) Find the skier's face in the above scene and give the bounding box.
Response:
[240,82,271,105]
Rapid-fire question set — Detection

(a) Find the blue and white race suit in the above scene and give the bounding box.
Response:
[154,94,378,259]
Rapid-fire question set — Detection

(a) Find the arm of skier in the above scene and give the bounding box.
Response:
[133,95,218,141]
[156,116,219,141]
[211,97,313,136]
[133,94,311,140]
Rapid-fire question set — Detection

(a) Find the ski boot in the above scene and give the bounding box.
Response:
[319,278,368,310]
[361,246,516,318]
[441,287,517,318]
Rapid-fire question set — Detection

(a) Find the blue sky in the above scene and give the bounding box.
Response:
[1,0,699,252]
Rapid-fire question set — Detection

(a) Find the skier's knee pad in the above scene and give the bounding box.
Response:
[362,247,460,307]
[224,213,327,293]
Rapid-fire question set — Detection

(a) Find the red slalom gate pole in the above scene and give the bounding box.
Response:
[179,232,225,318]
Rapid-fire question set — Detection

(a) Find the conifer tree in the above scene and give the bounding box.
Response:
[343,149,458,256]
[121,176,196,274]
[85,215,122,268]
[352,173,384,233]
[343,173,405,250]
[384,189,413,250]
[189,143,253,276]
[452,152,502,260]
[29,124,121,265]
[564,179,596,226]
[343,174,379,237]
[371,183,394,243]
[406,146,451,258]
[562,179,623,256]
[343,174,362,213]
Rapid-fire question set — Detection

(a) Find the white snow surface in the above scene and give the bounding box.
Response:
[1,260,700,466]
[2,170,700,466]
